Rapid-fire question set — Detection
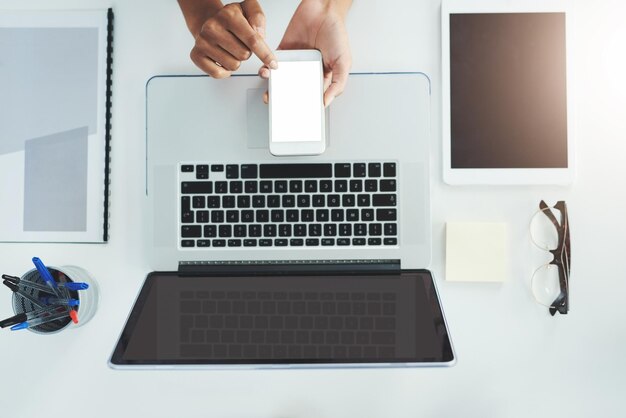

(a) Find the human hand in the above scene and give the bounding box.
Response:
[259,0,352,106]
[178,0,277,78]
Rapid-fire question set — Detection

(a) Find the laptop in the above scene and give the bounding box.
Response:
[109,73,455,368]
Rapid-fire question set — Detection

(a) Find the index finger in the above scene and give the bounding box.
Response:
[227,10,277,69]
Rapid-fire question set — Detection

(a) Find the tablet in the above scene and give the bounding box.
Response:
[442,0,574,185]
[109,269,455,369]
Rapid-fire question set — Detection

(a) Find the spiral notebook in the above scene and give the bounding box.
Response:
[0,9,113,243]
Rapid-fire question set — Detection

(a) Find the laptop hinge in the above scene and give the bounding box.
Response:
[178,259,401,276]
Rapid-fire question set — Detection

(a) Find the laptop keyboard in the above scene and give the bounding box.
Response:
[178,162,399,249]
[179,289,398,359]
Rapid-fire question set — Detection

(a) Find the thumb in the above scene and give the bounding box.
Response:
[241,0,266,37]
[324,56,351,107]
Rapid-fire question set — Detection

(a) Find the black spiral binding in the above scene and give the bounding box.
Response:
[103,8,114,242]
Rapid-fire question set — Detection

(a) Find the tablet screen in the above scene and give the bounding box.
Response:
[110,270,454,367]
[450,12,567,169]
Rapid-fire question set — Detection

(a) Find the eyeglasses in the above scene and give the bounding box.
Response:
[529,200,570,316]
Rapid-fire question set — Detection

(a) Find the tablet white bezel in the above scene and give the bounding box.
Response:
[441,0,575,185]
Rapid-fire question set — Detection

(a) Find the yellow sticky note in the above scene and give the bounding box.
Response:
[445,222,508,282]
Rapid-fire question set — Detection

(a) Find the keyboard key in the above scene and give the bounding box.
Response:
[383,162,396,177]
[207,196,220,208]
[334,163,351,177]
[286,209,299,222]
[196,210,209,223]
[196,171,208,179]
[353,163,367,177]
[181,210,194,224]
[263,224,277,237]
[384,223,397,235]
[380,179,396,191]
[226,210,239,223]
[357,194,370,206]
[181,181,212,194]
[260,163,332,178]
[219,225,232,237]
[181,164,194,172]
[234,225,246,237]
[306,238,320,246]
[304,180,317,192]
[267,195,280,208]
[321,238,335,246]
[368,238,382,245]
[301,210,314,222]
[181,225,201,238]
[373,194,396,207]
[350,179,363,192]
[354,223,367,236]
[324,224,337,236]
[213,239,225,247]
[249,224,262,237]
[308,224,322,236]
[312,195,325,207]
[342,194,355,207]
[368,162,381,177]
[181,239,195,247]
[211,210,224,223]
[327,194,340,207]
[226,164,239,179]
[197,239,210,247]
[252,195,265,208]
[222,196,235,208]
[211,164,224,172]
[365,180,378,192]
[346,209,359,221]
[244,181,258,193]
[316,209,329,222]
[237,195,250,208]
[230,181,243,194]
[282,195,295,207]
[256,210,269,222]
[289,180,303,193]
[297,195,310,207]
[331,209,344,222]
[384,238,398,245]
[204,225,217,237]
[275,181,287,193]
[259,239,272,246]
[334,180,347,192]
[376,209,397,221]
[244,239,257,247]
[271,209,284,223]
[290,238,304,246]
[215,181,227,194]
[241,164,258,179]
[275,239,288,246]
[353,238,366,246]
[279,224,292,237]
[241,210,254,223]
[369,223,382,236]
[339,224,352,236]
[192,196,205,208]
[294,224,307,236]
[228,239,242,247]
[320,180,332,193]
[361,209,374,222]
[260,181,272,193]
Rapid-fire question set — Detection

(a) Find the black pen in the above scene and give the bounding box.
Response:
[0,305,64,328]
[2,281,46,309]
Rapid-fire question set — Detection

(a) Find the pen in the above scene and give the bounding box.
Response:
[5,276,89,292]
[3,281,46,309]
[10,309,71,331]
[0,305,65,328]
[39,296,79,307]
[32,257,63,298]
[1,274,20,284]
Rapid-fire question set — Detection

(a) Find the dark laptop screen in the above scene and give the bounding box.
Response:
[110,270,454,366]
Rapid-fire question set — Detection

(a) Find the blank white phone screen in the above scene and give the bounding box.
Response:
[271,61,323,142]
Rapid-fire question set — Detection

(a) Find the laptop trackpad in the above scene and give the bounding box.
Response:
[246,88,268,149]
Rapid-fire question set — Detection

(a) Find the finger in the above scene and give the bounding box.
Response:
[323,70,332,93]
[199,19,251,62]
[323,58,351,106]
[190,47,232,79]
[195,39,241,72]
[258,65,270,79]
[225,7,277,69]
[240,0,266,38]
[263,90,268,104]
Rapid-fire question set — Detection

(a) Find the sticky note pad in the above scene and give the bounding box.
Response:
[445,222,508,282]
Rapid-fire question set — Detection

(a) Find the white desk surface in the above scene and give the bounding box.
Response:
[1,1,625,417]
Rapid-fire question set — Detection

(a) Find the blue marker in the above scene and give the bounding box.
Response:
[10,309,70,331]
[32,257,62,298]
[39,296,80,307]
[60,282,89,291]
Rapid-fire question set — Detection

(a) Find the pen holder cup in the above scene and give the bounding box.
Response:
[12,265,99,334]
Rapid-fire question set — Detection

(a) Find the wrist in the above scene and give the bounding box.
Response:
[178,0,224,37]
[301,0,352,21]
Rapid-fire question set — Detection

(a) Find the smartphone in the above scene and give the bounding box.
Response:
[269,49,326,156]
